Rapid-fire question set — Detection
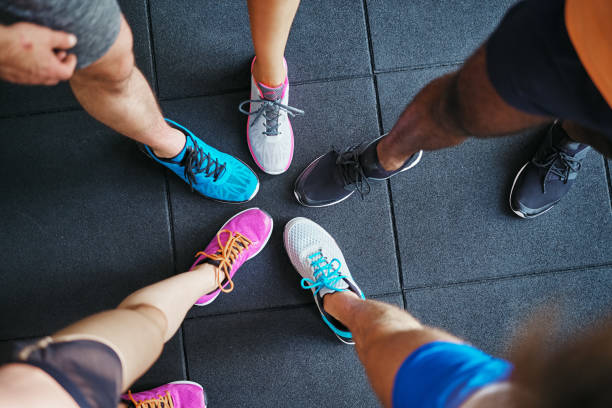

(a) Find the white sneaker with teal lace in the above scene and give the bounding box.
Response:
[283,217,365,344]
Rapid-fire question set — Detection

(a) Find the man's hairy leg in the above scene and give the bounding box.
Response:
[69,16,185,158]
[324,292,461,408]
[377,46,551,172]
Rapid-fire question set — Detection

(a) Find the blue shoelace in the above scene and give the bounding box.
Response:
[300,251,347,295]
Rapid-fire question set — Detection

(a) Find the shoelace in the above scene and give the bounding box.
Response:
[127,390,174,408]
[301,251,347,294]
[195,229,252,293]
[532,149,582,193]
[335,145,371,199]
[179,134,227,189]
[238,99,304,136]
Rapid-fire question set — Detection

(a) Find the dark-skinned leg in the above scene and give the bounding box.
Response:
[377,46,552,171]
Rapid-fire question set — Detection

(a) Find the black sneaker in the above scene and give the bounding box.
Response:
[509,121,591,218]
[294,135,422,207]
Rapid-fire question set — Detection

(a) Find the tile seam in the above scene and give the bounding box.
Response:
[180,291,404,323]
[402,262,612,293]
[362,0,406,307]
[604,156,612,212]
[144,0,160,94]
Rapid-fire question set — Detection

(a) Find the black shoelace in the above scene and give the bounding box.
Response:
[180,135,227,189]
[532,149,581,193]
[336,144,371,199]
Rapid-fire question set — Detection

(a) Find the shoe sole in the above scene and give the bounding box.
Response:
[138,143,260,204]
[283,217,356,345]
[293,149,423,208]
[194,207,274,306]
[508,162,555,219]
[168,381,208,407]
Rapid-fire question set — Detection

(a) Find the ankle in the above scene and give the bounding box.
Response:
[152,128,186,159]
[252,58,286,88]
[190,263,222,294]
[323,290,360,317]
[376,137,416,171]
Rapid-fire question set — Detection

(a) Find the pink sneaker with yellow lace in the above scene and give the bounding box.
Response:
[122,381,206,408]
[191,207,273,306]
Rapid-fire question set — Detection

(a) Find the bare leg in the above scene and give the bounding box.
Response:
[69,15,185,158]
[561,121,611,157]
[324,292,462,408]
[377,46,552,171]
[54,263,220,390]
[248,0,300,86]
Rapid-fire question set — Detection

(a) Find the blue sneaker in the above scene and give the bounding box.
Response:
[141,119,259,203]
[283,217,365,344]
[510,121,591,218]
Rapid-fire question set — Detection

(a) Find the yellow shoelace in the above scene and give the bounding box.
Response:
[127,390,174,408]
[195,229,252,293]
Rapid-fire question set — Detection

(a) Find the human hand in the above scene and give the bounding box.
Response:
[0,22,78,85]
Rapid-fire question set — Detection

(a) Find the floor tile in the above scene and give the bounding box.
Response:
[149,0,371,99]
[183,294,402,408]
[0,110,172,339]
[403,267,612,356]
[366,0,516,71]
[377,69,612,287]
[0,0,154,117]
[159,77,400,318]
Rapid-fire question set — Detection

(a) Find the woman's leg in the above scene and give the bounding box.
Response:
[53,263,220,390]
[247,0,300,86]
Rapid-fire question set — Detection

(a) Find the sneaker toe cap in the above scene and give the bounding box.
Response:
[294,152,352,207]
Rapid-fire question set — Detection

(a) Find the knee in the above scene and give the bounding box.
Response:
[440,73,479,137]
[71,18,135,87]
[122,303,168,341]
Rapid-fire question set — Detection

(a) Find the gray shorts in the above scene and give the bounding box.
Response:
[0,0,121,69]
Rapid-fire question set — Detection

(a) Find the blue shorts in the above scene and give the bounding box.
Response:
[392,342,513,408]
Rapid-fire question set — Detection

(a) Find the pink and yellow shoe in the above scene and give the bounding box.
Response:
[191,207,273,306]
[122,381,207,408]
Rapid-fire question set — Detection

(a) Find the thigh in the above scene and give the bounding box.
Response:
[53,305,166,391]
[0,0,122,69]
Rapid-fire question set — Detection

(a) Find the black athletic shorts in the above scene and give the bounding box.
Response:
[0,335,124,408]
[486,0,612,145]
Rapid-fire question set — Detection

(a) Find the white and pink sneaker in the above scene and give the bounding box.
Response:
[239,57,304,175]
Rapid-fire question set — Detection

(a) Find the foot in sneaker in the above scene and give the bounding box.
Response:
[294,134,422,207]
[141,119,260,203]
[239,57,304,175]
[190,208,273,306]
[510,121,591,218]
[283,217,365,344]
[122,381,207,408]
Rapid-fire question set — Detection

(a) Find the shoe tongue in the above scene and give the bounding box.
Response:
[319,278,349,298]
[258,81,285,101]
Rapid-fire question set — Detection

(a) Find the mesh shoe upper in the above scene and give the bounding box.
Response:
[510,122,591,217]
[143,119,259,203]
[284,217,364,344]
[239,59,303,175]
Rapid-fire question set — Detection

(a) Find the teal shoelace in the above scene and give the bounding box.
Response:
[301,251,347,294]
